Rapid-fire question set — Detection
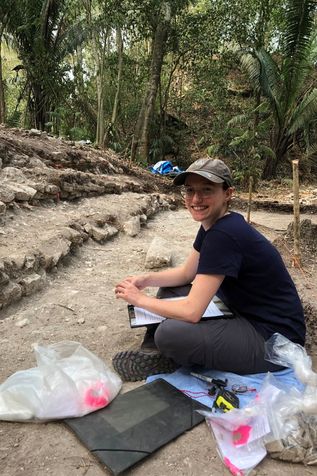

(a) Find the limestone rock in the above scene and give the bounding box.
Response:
[20,273,46,296]
[15,318,30,328]
[90,224,118,242]
[5,182,37,201]
[91,226,109,242]
[3,254,26,272]
[0,184,15,203]
[39,237,71,268]
[28,157,48,168]
[24,255,38,270]
[29,128,42,136]
[145,237,172,269]
[0,282,22,306]
[124,216,141,237]
[45,184,60,195]
[83,223,93,235]
[104,224,119,239]
[0,270,10,286]
[0,201,6,215]
[1,167,27,182]
[60,227,83,246]
[139,214,147,224]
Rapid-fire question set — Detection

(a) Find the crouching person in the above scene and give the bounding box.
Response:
[113,158,305,381]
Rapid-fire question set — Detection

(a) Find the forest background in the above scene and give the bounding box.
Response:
[0,0,317,187]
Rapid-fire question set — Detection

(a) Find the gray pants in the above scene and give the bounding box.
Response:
[154,285,284,374]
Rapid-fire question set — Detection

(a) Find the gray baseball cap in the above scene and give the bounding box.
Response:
[173,158,233,187]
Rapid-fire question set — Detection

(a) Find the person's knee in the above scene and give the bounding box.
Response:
[154,319,204,366]
[154,320,177,354]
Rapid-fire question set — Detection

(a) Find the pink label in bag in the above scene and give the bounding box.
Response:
[84,381,110,409]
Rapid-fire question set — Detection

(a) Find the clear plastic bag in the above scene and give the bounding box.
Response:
[264,333,317,465]
[199,332,317,475]
[265,333,317,387]
[0,341,122,421]
[199,391,271,476]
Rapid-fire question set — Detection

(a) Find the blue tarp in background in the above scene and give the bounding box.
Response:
[149,160,183,176]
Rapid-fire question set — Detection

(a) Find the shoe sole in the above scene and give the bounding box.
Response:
[112,350,178,382]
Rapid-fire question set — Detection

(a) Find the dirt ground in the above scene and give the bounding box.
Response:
[0,127,317,476]
[0,199,317,476]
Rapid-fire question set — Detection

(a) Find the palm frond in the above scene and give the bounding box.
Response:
[304,142,317,159]
[258,145,276,160]
[283,0,316,105]
[254,48,282,125]
[239,52,260,92]
[283,0,316,60]
[40,0,64,46]
[229,130,252,147]
[228,102,268,130]
[306,30,317,65]
[56,18,88,59]
[289,88,317,134]
[227,114,249,127]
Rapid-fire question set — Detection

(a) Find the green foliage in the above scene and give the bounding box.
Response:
[236,0,317,178]
[6,110,22,128]
[0,0,316,182]
[2,0,83,129]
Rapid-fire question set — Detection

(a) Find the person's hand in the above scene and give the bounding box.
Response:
[121,274,150,290]
[115,279,144,306]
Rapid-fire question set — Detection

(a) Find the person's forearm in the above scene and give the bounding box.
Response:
[115,272,224,323]
[144,266,193,288]
[135,273,223,323]
[137,293,198,322]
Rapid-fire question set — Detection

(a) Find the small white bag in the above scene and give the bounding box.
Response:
[0,341,122,421]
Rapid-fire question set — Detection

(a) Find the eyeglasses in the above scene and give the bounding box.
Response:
[180,186,216,198]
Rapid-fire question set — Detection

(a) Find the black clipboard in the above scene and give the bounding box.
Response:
[128,297,233,329]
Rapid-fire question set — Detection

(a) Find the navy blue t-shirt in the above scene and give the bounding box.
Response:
[193,212,305,345]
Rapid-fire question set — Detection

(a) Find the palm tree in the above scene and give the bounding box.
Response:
[3,0,80,130]
[240,0,317,178]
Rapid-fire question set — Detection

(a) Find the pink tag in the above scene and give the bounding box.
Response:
[232,425,252,446]
[84,381,110,409]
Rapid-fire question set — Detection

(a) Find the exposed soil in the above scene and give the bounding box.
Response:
[0,127,317,476]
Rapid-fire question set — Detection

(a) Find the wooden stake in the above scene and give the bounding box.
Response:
[247,176,253,223]
[292,160,301,267]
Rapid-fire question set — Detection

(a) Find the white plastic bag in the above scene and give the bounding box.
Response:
[0,341,122,421]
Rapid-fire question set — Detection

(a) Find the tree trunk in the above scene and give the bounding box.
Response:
[262,155,277,179]
[104,27,123,147]
[0,35,5,123]
[131,5,170,163]
[94,31,107,147]
[73,45,97,130]
[83,0,107,147]
[32,82,47,130]
[96,67,105,146]
[262,130,290,179]
[111,28,123,126]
